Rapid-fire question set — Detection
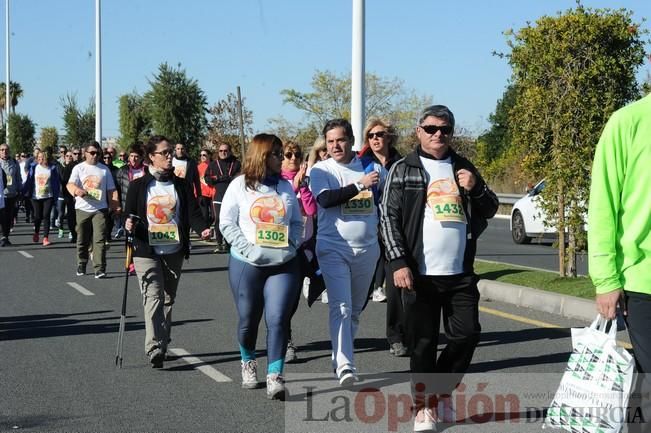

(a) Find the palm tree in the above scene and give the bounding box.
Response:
[0,81,24,124]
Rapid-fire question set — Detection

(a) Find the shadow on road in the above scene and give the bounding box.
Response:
[0,311,212,341]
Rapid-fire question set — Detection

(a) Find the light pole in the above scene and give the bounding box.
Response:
[351,0,365,151]
[95,0,102,145]
[5,0,10,146]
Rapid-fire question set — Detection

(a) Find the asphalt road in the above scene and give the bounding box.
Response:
[476,216,589,276]
[0,217,614,432]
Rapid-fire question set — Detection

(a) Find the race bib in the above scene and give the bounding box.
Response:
[149,223,180,245]
[342,190,374,215]
[37,185,50,197]
[255,222,289,248]
[428,195,466,223]
[6,175,12,186]
[132,169,145,180]
[86,188,103,201]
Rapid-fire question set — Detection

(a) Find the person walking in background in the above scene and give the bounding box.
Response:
[54,150,74,238]
[172,143,201,199]
[196,148,215,226]
[206,142,241,253]
[67,141,120,278]
[124,135,211,369]
[307,137,329,169]
[279,141,317,363]
[102,151,121,241]
[115,143,146,240]
[588,94,651,433]
[219,133,303,400]
[23,148,61,247]
[18,151,33,224]
[380,105,498,431]
[61,146,82,243]
[0,143,21,246]
[309,118,386,386]
[359,118,407,356]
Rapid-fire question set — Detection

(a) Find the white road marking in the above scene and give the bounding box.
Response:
[168,348,232,382]
[493,214,510,220]
[66,282,95,296]
[17,250,34,258]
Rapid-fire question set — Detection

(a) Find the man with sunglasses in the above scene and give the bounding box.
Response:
[205,143,241,253]
[380,105,498,431]
[67,141,120,278]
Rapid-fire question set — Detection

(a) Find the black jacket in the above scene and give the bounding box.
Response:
[205,157,241,203]
[124,172,208,259]
[379,147,499,275]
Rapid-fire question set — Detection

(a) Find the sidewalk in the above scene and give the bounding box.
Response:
[478,279,596,322]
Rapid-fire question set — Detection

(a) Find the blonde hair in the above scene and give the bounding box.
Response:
[363,118,397,150]
[242,133,283,190]
[307,137,327,168]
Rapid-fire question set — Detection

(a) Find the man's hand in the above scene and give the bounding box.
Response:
[393,267,414,291]
[200,228,212,240]
[359,171,380,189]
[596,289,625,320]
[456,169,476,192]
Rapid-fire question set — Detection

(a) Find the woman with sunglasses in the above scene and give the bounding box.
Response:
[279,142,317,363]
[359,118,407,357]
[196,148,215,227]
[23,148,61,246]
[124,135,211,368]
[219,133,303,400]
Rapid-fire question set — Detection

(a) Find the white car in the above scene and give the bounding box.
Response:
[510,180,555,244]
[510,179,587,244]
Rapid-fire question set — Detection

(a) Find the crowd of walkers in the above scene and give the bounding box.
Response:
[3,102,648,433]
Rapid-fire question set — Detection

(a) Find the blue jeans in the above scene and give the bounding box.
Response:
[228,255,300,374]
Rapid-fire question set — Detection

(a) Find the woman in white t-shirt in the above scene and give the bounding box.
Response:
[219,133,303,401]
[23,149,60,246]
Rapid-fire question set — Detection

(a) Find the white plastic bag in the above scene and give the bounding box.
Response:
[545,315,635,433]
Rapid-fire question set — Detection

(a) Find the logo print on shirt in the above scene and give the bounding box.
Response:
[82,175,101,190]
[147,195,177,224]
[427,178,460,198]
[250,196,286,224]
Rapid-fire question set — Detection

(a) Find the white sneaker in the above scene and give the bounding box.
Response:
[302,277,310,300]
[372,286,387,302]
[414,407,438,432]
[321,291,328,304]
[266,373,286,400]
[241,360,258,389]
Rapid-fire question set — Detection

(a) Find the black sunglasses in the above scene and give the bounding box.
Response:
[73,152,80,155]
[200,153,209,157]
[284,151,302,159]
[367,131,387,140]
[420,124,453,135]
[153,149,173,157]
[218,149,229,153]
[87,150,99,156]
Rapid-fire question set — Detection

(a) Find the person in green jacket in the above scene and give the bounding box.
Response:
[588,94,651,431]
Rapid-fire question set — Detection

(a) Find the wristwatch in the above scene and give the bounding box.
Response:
[355,182,365,192]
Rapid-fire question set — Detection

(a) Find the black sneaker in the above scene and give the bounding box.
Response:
[94,270,107,279]
[149,348,164,368]
[76,263,87,276]
[0,237,10,247]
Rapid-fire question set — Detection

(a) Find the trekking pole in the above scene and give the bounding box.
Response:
[115,214,139,368]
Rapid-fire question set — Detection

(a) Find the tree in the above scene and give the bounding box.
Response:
[206,92,253,158]
[0,81,24,124]
[61,94,96,146]
[118,91,150,148]
[7,113,36,155]
[281,70,432,153]
[144,63,208,154]
[267,116,320,152]
[505,4,646,276]
[40,127,59,150]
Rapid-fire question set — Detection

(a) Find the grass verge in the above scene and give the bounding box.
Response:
[474,259,595,300]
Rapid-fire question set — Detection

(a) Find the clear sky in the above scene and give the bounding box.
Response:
[2,0,650,141]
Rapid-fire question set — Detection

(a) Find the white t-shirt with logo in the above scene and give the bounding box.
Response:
[309,156,386,249]
[34,165,53,199]
[172,158,188,179]
[146,180,182,255]
[69,162,115,212]
[418,157,467,275]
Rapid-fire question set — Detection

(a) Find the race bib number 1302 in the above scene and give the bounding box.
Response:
[255,222,289,248]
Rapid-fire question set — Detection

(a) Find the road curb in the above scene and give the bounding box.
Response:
[478,279,595,322]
